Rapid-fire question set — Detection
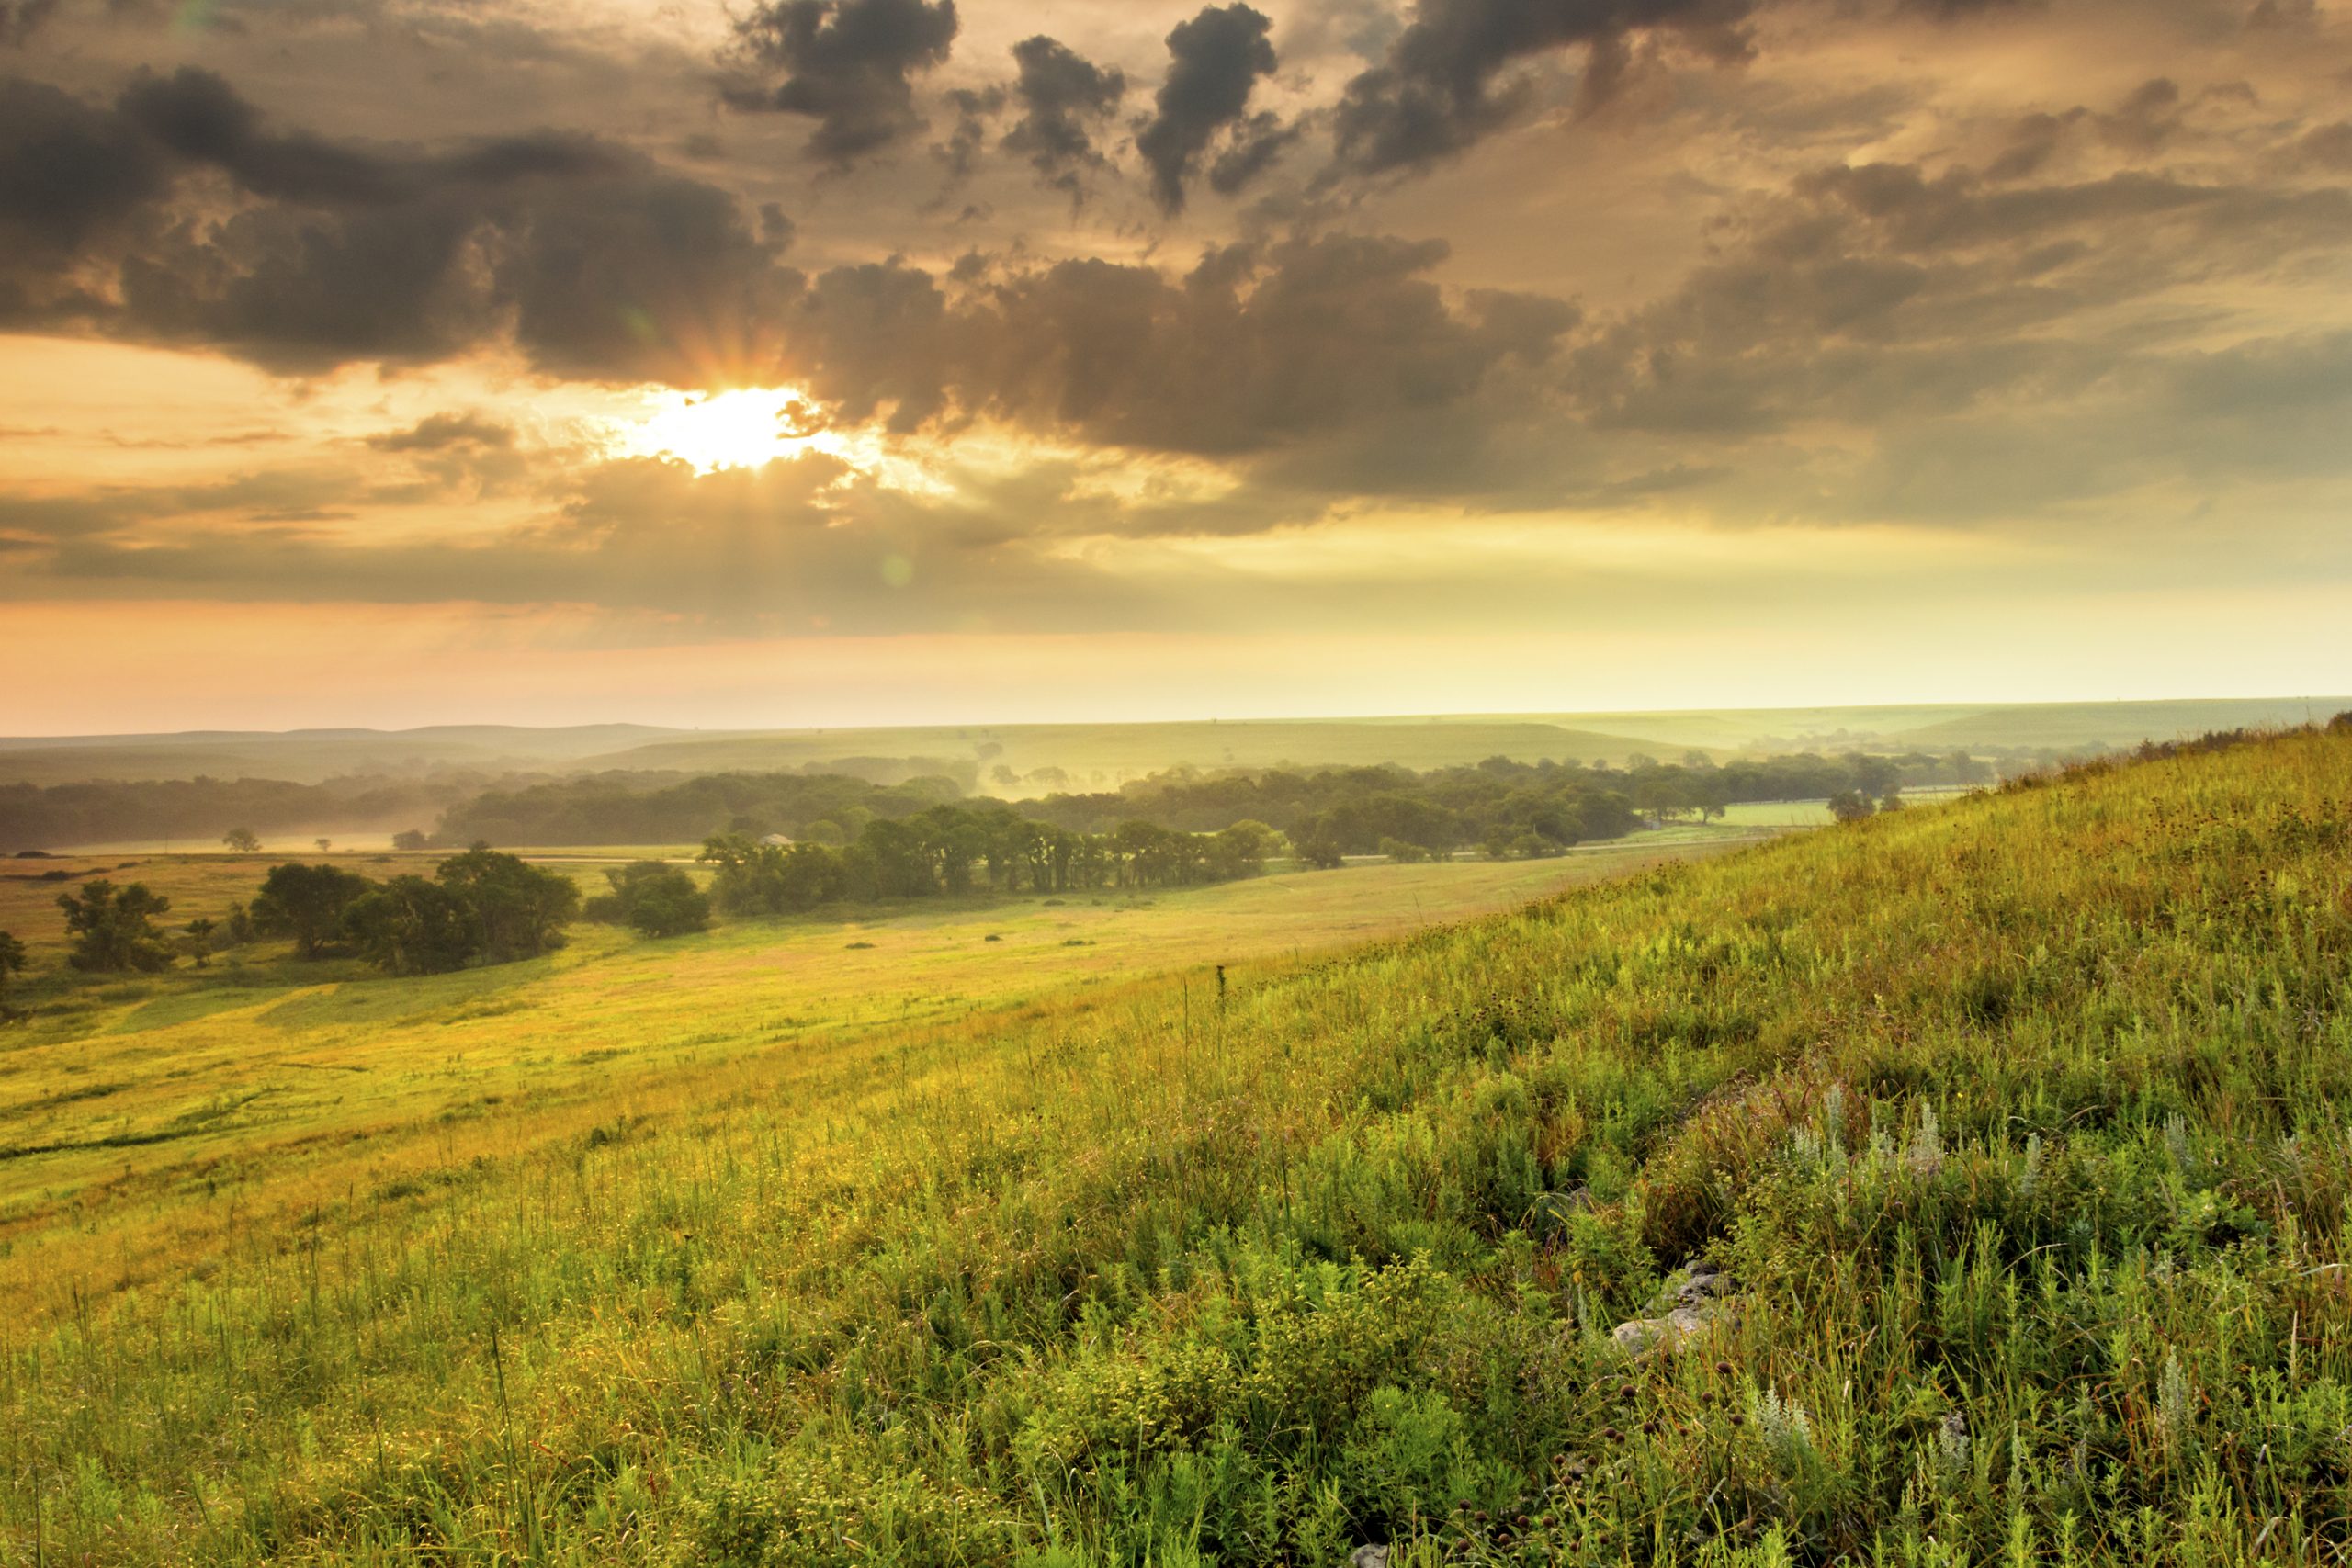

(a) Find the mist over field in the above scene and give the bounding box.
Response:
[6,0,2352,1561]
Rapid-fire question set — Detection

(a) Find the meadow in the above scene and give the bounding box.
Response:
[3,730,2349,1565]
[0,840,1735,1332]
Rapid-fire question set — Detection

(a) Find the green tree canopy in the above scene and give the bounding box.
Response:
[596,862,711,938]
[342,877,481,976]
[253,863,376,959]
[57,879,175,972]
[435,845,581,962]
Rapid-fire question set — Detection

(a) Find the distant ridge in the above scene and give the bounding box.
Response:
[2,697,2343,788]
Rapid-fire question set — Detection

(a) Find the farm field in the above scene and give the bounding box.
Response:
[0,839,1747,1330]
[5,730,2349,1565]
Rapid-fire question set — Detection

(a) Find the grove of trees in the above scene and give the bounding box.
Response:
[695,806,1281,917]
[583,862,711,938]
[438,772,964,848]
[253,847,582,975]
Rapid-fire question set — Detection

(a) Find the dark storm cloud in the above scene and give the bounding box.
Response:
[933,85,1006,186]
[0,0,58,45]
[781,233,1581,481]
[0,69,798,379]
[1207,112,1303,194]
[1001,36,1126,194]
[726,0,960,166]
[1136,4,1280,213]
[1329,0,1761,178]
[0,78,175,276]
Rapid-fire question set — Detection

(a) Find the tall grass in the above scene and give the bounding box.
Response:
[4,730,2349,1564]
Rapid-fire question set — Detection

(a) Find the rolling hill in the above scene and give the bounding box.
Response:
[4,725,2346,1562]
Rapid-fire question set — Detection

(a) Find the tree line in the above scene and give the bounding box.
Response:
[1015,750,1991,858]
[696,806,1281,915]
[0,774,475,851]
[2,848,584,987]
[5,747,2003,855]
[438,770,966,849]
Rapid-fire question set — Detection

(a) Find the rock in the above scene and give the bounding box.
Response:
[1351,1546,1390,1568]
[1641,1264,1733,1317]
[1610,1297,1736,1357]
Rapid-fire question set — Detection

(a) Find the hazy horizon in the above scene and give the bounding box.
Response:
[7,687,2352,745]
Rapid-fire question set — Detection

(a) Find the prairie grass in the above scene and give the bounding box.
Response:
[3,732,2348,1565]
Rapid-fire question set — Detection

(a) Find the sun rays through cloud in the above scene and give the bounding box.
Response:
[621,388,831,474]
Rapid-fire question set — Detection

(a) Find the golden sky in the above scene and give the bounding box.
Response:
[3,0,2350,731]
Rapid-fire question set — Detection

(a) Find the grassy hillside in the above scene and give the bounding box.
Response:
[0,844,1731,1328]
[5,732,2351,1564]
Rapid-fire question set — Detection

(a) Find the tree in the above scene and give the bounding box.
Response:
[391,829,430,852]
[1294,831,1345,870]
[57,879,175,972]
[315,838,333,853]
[221,828,261,853]
[435,845,580,962]
[182,918,216,967]
[253,863,376,958]
[1207,820,1280,879]
[223,901,255,946]
[0,930,28,1023]
[598,862,710,938]
[343,877,481,976]
[1827,790,1876,825]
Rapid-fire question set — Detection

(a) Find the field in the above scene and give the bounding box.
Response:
[0,840,1745,1331]
[5,731,2351,1564]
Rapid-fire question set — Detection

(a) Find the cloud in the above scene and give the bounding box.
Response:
[1002,35,1126,195]
[1136,4,1280,213]
[0,77,175,305]
[1329,0,1762,179]
[0,69,799,380]
[365,413,518,453]
[726,0,960,166]
[0,0,58,46]
[1207,112,1303,194]
[780,233,1583,475]
[0,448,1158,634]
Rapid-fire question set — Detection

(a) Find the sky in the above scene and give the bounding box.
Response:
[3,0,2350,734]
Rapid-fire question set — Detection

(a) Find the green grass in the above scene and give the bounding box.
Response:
[3,732,2350,1564]
[0,842,1726,1331]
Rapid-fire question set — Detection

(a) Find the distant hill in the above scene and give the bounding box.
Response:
[6,697,2345,790]
[0,725,680,785]
[1880,696,2352,750]
[575,719,1680,792]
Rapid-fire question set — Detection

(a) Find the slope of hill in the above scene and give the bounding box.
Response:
[6,727,2346,1562]
[1885,696,2352,750]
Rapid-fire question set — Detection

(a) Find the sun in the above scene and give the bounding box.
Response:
[625,387,826,473]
